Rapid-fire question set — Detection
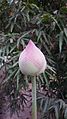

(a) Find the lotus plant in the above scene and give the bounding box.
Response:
[19,40,47,119]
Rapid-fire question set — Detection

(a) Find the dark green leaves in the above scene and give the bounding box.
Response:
[7,0,13,4]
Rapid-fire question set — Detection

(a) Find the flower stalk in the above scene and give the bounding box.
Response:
[32,76,37,119]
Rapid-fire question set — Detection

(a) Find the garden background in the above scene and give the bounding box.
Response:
[0,0,67,119]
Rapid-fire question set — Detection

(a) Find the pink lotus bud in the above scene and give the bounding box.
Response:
[19,40,47,76]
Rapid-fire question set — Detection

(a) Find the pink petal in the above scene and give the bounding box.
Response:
[19,40,47,75]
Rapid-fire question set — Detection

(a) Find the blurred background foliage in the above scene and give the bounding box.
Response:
[0,0,67,119]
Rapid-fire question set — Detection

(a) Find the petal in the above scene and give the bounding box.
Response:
[19,40,47,75]
[19,56,39,75]
[25,40,46,70]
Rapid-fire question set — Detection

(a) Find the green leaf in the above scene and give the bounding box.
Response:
[26,11,30,22]
[42,31,49,45]
[64,108,67,119]
[51,16,62,31]
[31,3,39,10]
[16,70,20,91]
[64,28,67,37]
[40,98,44,111]
[7,0,13,4]
[8,61,18,69]
[17,31,31,48]
[47,65,56,74]
[54,106,59,119]
[60,7,67,14]
[41,13,51,23]
[2,69,17,84]
[9,45,17,54]
[59,31,63,53]
[37,31,42,42]
[43,73,49,88]
[43,97,49,113]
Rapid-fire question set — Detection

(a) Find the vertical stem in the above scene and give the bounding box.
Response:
[32,76,37,119]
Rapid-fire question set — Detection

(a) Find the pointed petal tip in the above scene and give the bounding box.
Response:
[26,40,35,49]
[29,40,34,45]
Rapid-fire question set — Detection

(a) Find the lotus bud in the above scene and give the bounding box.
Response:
[19,40,47,76]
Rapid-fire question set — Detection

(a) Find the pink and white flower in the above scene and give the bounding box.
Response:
[19,40,47,76]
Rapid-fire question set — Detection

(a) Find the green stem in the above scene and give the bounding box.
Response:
[32,76,37,119]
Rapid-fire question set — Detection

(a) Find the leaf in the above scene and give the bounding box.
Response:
[41,13,51,23]
[64,108,67,119]
[26,11,30,22]
[54,106,59,119]
[0,0,3,3]
[47,65,56,74]
[39,75,44,84]
[2,68,17,84]
[43,97,49,113]
[40,98,44,111]
[9,45,16,54]
[43,42,51,55]
[42,31,49,45]
[7,0,13,4]
[8,61,18,69]
[51,16,62,31]
[16,70,20,91]
[37,31,42,42]
[56,99,66,110]
[59,31,63,53]
[64,28,67,37]
[46,71,56,80]
[0,56,4,60]
[43,73,49,88]
[14,69,20,78]
[17,31,31,48]
[31,3,39,10]
[60,7,67,14]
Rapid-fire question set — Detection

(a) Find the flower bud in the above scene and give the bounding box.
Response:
[19,40,47,76]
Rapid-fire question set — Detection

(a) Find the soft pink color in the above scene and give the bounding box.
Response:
[19,40,47,75]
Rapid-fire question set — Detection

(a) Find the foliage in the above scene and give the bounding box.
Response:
[0,0,67,119]
[37,93,67,119]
